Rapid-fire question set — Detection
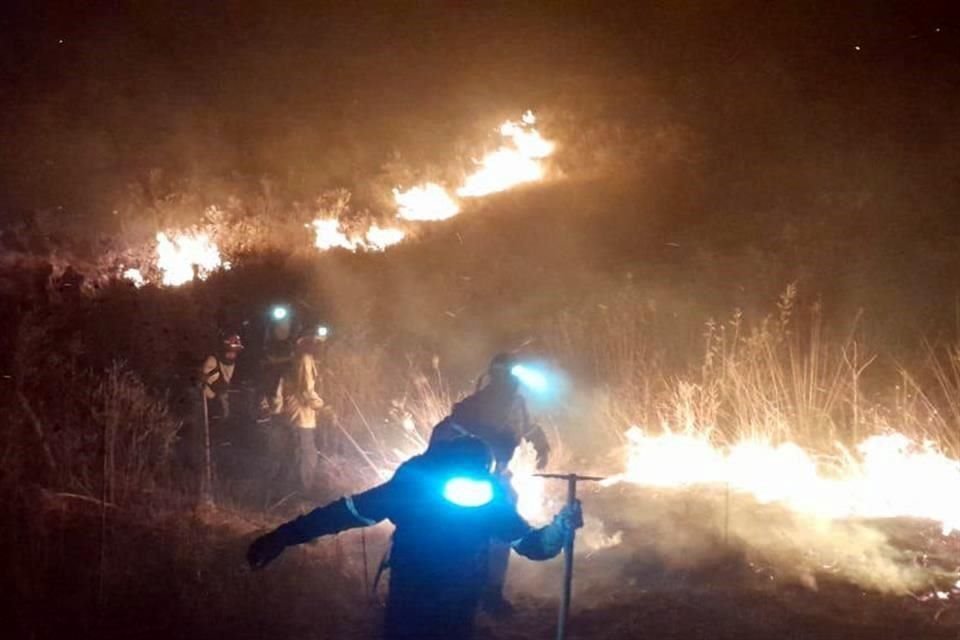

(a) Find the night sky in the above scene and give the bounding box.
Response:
[2,2,958,217]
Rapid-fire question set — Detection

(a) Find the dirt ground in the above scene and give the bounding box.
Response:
[8,486,960,640]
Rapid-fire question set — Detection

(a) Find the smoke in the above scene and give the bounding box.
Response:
[508,482,946,609]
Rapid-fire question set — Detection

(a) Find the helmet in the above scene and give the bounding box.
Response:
[430,435,495,476]
[486,352,519,389]
[222,334,244,351]
[489,352,517,372]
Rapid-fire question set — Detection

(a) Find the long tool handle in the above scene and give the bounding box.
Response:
[201,389,214,506]
[557,477,577,640]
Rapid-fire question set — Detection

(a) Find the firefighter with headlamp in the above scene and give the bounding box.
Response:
[429,351,552,614]
[202,333,244,421]
[247,436,582,640]
[433,353,551,472]
[270,323,334,490]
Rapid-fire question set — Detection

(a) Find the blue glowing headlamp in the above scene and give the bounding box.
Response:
[270,305,290,321]
[510,364,549,393]
[442,477,494,508]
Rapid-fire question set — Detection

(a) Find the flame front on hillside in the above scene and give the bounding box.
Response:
[125,110,555,284]
[391,110,555,222]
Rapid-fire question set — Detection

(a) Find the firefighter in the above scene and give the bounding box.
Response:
[272,324,333,490]
[247,436,582,640]
[429,352,551,614]
[259,305,296,421]
[202,334,244,421]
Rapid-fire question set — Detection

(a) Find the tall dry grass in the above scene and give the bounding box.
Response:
[545,284,960,456]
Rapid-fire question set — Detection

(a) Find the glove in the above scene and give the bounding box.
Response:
[247,530,287,570]
[555,500,584,535]
[540,500,584,556]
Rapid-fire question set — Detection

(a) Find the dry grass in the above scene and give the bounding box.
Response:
[544,284,960,457]
[9,282,960,639]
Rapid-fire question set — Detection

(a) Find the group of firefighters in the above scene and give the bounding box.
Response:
[200,305,335,490]
[203,304,577,639]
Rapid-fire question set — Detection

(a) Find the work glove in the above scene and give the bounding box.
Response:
[247,530,287,570]
[555,500,584,535]
[540,500,584,556]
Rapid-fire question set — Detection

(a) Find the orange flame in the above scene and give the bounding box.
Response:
[155,231,223,286]
[394,183,461,221]
[122,268,146,288]
[457,110,555,198]
[311,218,406,252]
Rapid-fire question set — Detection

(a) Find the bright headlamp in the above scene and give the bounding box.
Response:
[442,477,494,508]
[270,305,290,321]
[510,364,549,393]
[316,325,330,339]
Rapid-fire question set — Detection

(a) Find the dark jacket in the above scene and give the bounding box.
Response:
[431,385,550,471]
[272,453,565,639]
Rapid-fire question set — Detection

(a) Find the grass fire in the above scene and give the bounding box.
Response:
[4,4,960,640]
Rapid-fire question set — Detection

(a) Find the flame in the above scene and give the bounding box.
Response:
[607,427,960,534]
[311,218,406,252]
[311,218,354,251]
[394,183,461,221]
[509,440,549,523]
[364,224,406,251]
[122,112,552,272]
[457,111,555,198]
[311,110,552,254]
[392,112,554,221]
[122,268,146,288]
[155,231,223,286]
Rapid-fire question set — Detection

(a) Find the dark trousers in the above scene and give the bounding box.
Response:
[296,427,319,489]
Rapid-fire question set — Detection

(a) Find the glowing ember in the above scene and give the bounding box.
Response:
[122,268,146,288]
[311,218,406,252]
[606,427,960,534]
[155,231,222,286]
[394,183,461,221]
[457,111,555,198]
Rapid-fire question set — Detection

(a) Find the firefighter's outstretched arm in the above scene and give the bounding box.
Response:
[247,481,393,570]
[511,500,583,561]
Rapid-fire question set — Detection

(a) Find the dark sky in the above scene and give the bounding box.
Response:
[1,1,959,217]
